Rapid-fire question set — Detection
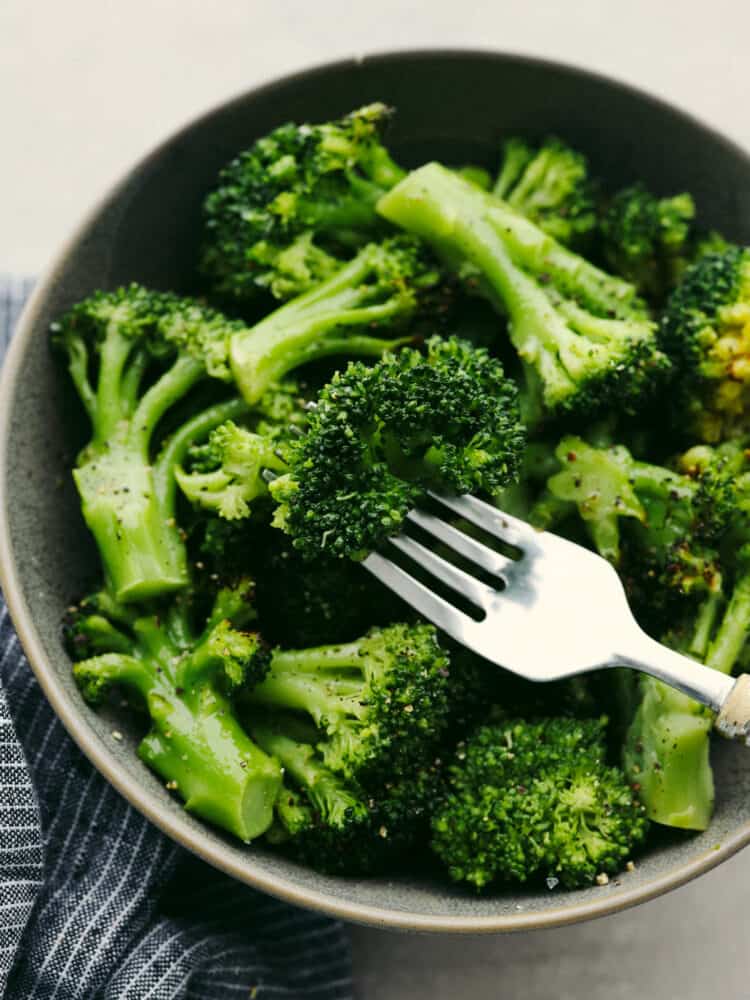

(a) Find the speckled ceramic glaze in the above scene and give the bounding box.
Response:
[2,51,750,933]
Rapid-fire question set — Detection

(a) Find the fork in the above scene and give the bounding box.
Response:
[363,491,750,742]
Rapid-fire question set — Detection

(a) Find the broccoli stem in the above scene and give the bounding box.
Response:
[706,571,750,675]
[229,247,412,404]
[75,611,280,842]
[249,668,366,728]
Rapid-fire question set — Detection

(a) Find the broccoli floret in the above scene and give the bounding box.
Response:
[249,712,444,874]
[661,247,750,442]
[493,136,597,246]
[228,236,442,405]
[599,183,696,302]
[243,622,452,785]
[176,419,290,520]
[270,335,524,559]
[200,104,405,304]
[52,284,252,602]
[69,579,281,841]
[431,716,648,889]
[378,164,666,418]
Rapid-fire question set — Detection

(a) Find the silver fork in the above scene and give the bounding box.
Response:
[363,491,750,742]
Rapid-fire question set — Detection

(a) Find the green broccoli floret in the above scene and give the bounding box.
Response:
[661,247,750,442]
[176,419,290,520]
[431,716,648,889]
[243,622,451,785]
[200,103,405,304]
[52,284,252,602]
[493,136,597,246]
[68,579,281,841]
[270,335,524,560]
[599,183,696,302]
[228,235,442,405]
[378,164,666,418]
[249,712,444,875]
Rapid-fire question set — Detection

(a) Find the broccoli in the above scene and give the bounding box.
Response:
[200,103,405,304]
[228,235,442,405]
[537,436,750,829]
[68,580,282,841]
[175,419,290,521]
[599,183,696,302]
[493,136,597,246]
[249,712,443,874]
[52,284,251,602]
[431,716,648,889]
[243,622,452,785]
[270,335,525,559]
[661,246,750,442]
[378,164,666,418]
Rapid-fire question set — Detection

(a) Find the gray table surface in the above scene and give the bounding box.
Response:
[3,2,749,996]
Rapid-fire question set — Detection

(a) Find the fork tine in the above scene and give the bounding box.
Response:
[362,552,474,641]
[406,509,514,577]
[387,534,494,609]
[426,491,540,550]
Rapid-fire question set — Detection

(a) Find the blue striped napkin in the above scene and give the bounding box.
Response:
[0,278,353,1000]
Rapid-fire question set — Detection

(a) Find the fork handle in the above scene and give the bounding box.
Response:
[616,630,750,742]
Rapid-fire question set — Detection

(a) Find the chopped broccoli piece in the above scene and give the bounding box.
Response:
[228,236,442,405]
[661,246,750,442]
[200,103,404,304]
[68,580,281,841]
[270,335,524,559]
[431,716,648,889]
[493,136,597,246]
[244,622,451,785]
[378,164,666,418]
[600,183,696,302]
[52,284,249,602]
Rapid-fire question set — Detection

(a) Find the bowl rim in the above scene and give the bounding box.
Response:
[2,46,750,933]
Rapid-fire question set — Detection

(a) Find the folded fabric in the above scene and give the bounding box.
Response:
[0,278,353,1000]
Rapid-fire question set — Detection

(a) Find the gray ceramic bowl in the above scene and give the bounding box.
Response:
[2,50,750,933]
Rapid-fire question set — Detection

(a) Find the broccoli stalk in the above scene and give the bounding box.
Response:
[378,164,665,417]
[200,103,405,304]
[70,582,281,841]
[53,284,246,602]
[493,136,597,246]
[228,236,439,405]
[270,335,524,560]
[431,716,648,889]
[244,622,451,784]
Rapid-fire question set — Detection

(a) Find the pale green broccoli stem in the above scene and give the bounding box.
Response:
[75,611,281,842]
[377,164,646,410]
[74,353,206,602]
[706,571,750,676]
[229,246,412,404]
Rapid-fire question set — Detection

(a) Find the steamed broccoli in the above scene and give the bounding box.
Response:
[52,284,249,602]
[431,715,648,889]
[244,622,451,785]
[249,712,444,874]
[378,164,666,418]
[175,419,290,520]
[599,183,696,302]
[228,236,442,405]
[270,335,525,559]
[68,580,281,841]
[493,136,597,246]
[200,103,405,304]
[661,247,750,442]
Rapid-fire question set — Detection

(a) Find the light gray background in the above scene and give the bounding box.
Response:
[2,2,749,997]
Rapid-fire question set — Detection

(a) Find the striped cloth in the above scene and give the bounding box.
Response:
[0,278,353,999]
